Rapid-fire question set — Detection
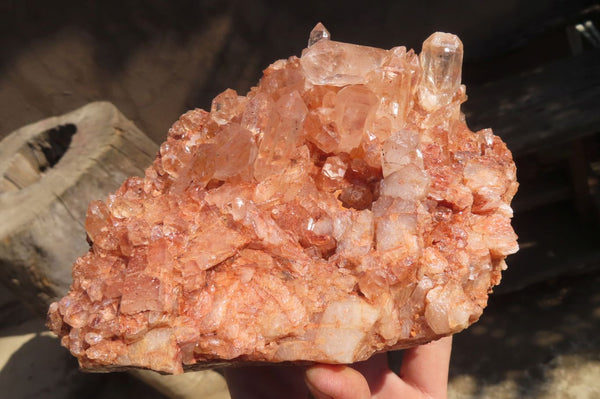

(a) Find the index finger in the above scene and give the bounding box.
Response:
[399,335,453,398]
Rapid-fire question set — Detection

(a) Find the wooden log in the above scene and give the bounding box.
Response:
[0,101,158,315]
[0,102,231,399]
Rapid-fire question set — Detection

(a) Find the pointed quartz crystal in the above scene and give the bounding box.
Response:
[308,22,330,47]
[417,32,463,111]
[301,30,387,86]
[367,46,419,132]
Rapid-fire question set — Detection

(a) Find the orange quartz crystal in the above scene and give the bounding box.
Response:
[47,23,518,374]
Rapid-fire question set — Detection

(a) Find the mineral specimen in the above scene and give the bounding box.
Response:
[47,23,518,374]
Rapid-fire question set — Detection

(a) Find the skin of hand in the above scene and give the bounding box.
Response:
[224,335,452,399]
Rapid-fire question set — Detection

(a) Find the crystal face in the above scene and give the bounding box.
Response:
[308,22,330,47]
[418,32,464,111]
[47,24,518,374]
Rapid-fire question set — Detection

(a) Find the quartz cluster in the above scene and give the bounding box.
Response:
[48,24,518,374]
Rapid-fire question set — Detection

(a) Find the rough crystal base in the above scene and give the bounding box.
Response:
[48,24,518,374]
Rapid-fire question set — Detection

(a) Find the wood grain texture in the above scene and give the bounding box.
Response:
[464,51,600,156]
[0,102,158,314]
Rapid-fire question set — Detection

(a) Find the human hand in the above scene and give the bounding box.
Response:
[305,336,452,399]
[224,335,452,399]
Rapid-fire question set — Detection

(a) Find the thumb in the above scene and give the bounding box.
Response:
[305,364,371,399]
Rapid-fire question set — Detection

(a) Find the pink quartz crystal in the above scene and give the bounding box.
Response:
[47,24,518,374]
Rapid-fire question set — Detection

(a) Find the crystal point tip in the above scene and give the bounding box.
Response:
[308,22,331,47]
[423,32,463,53]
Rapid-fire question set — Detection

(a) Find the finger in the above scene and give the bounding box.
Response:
[305,364,371,399]
[351,353,409,398]
[399,335,453,398]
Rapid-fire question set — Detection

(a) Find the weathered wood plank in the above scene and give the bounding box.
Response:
[464,51,600,156]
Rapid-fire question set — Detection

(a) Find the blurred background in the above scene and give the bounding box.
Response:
[0,0,599,397]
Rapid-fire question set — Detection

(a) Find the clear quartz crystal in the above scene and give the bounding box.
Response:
[301,39,388,86]
[368,46,416,131]
[417,32,463,111]
[308,22,330,47]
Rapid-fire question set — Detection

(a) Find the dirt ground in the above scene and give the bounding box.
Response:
[1,1,599,398]
[448,270,600,398]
